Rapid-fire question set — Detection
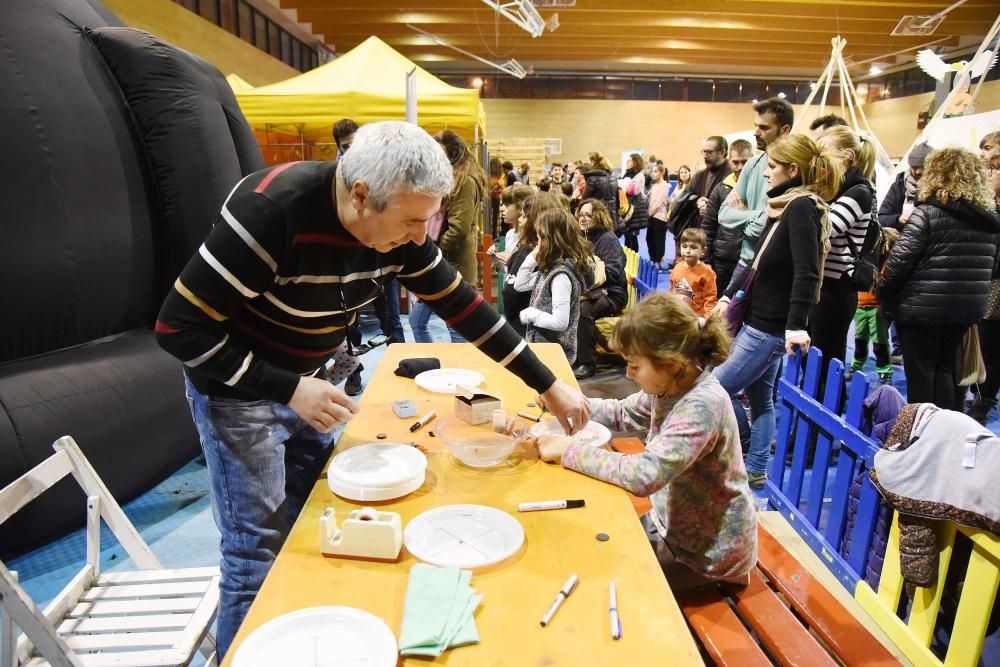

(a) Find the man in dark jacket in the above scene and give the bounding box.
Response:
[877,160,1000,409]
[878,142,930,229]
[702,139,753,294]
[689,136,732,227]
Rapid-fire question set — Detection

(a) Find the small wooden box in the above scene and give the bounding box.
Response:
[454,392,502,425]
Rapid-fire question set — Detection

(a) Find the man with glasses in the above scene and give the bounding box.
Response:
[156,121,590,661]
[702,139,754,294]
[689,136,732,225]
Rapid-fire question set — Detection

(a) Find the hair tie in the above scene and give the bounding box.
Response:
[697,317,706,330]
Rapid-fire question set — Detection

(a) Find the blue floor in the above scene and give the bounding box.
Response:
[4,229,998,661]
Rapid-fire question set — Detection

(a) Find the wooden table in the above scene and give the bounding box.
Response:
[223,343,703,666]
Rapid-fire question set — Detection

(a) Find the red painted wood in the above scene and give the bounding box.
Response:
[726,570,839,667]
[756,526,901,666]
[676,587,771,667]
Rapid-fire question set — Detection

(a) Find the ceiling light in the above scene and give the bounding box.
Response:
[752,98,759,104]
[810,82,817,89]
[479,0,548,38]
[471,77,483,88]
[777,92,787,99]
[869,65,882,75]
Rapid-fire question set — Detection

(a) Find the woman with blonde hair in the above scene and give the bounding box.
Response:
[809,126,878,368]
[877,147,1000,409]
[535,293,757,589]
[410,129,486,343]
[713,134,843,488]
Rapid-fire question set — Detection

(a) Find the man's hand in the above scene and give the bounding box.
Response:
[726,191,747,211]
[535,434,571,464]
[536,380,590,435]
[696,196,709,216]
[710,298,730,317]
[288,376,359,433]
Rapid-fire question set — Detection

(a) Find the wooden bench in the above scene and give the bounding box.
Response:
[609,436,901,666]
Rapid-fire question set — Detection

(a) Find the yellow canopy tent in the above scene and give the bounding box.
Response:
[234,36,486,142]
[225,73,255,93]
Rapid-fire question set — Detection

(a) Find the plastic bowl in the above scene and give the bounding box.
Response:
[434,416,529,468]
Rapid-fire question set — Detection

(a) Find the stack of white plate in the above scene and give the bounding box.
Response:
[327,443,427,502]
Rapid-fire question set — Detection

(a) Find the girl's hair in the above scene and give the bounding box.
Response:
[577,198,615,232]
[533,207,593,276]
[652,163,667,179]
[588,151,612,171]
[556,193,572,211]
[488,156,501,178]
[518,192,563,249]
[612,293,731,369]
[629,153,644,171]
[767,133,844,202]
[434,129,486,199]
[677,165,692,184]
[919,147,995,211]
[501,183,532,206]
[817,126,876,180]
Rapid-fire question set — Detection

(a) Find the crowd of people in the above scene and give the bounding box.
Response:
[157,109,1000,660]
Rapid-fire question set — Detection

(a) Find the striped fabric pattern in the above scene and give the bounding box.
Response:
[156,161,555,403]
[824,180,874,280]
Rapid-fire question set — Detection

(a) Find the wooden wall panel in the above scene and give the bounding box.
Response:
[102,0,298,87]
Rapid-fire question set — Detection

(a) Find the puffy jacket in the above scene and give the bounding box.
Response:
[702,173,741,264]
[624,192,649,234]
[583,168,618,216]
[877,196,1000,325]
[586,227,627,309]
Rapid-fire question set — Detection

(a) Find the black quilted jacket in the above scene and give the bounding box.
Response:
[877,196,1000,325]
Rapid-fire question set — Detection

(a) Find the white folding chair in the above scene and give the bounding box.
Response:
[0,436,218,666]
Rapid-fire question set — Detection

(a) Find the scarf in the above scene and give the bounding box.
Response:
[766,187,832,302]
[904,170,920,203]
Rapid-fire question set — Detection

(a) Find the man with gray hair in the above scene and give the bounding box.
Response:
[156,121,589,660]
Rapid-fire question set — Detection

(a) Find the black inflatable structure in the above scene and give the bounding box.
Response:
[0,0,265,556]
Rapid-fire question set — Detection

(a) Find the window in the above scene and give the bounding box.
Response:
[660,79,684,101]
[237,2,253,45]
[714,80,742,103]
[219,0,235,32]
[254,11,268,51]
[604,78,631,100]
[632,79,659,100]
[686,79,713,101]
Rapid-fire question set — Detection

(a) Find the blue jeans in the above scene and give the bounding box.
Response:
[713,325,785,474]
[374,277,405,343]
[184,377,334,661]
[409,300,464,343]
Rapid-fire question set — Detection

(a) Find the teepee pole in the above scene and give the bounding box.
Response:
[969,15,1000,111]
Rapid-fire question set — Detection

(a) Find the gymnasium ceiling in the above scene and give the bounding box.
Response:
[279,0,999,80]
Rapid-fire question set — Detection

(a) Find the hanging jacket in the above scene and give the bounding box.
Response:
[877,196,1000,325]
[840,385,905,590]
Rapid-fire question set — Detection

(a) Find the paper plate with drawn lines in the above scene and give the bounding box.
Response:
[403,504,524,568]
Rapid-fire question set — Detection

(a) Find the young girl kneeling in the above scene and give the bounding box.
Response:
[514,208,591,364]
[537,293,757,587]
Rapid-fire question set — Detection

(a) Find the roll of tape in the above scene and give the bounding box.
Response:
[356,507,379,522]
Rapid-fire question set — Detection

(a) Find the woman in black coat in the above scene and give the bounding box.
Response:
[877,147,1000,410]
[572,199,627,379]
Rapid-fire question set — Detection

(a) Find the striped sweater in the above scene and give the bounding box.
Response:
[156,161,556,403]
[824,168,874,280]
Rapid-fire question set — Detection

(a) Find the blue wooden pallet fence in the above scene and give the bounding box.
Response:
[765,347,882,592]
[633,257,660,300]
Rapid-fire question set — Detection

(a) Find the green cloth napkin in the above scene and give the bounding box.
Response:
[399,564,481,656]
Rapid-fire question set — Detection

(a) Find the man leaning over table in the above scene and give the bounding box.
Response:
[155,121,590,660]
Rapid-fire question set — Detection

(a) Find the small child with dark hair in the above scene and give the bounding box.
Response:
[670,227,717,316]
[851,227,899,384]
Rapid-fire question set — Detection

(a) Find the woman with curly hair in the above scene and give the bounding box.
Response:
[877,147,1000,410]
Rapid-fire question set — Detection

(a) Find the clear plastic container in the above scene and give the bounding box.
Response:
[435,415,530,468]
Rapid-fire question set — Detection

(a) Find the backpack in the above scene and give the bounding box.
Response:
[617,186,631,217]
[846,219,884,292]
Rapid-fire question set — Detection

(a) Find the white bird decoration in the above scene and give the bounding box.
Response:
[915,48,997,84]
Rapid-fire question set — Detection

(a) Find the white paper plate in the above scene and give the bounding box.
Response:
[530,419,613,448]
[404,504,524,568]
[231,606,398,667]
[329,443,427,489]
[414,368,485,394]
[328,470,426,502]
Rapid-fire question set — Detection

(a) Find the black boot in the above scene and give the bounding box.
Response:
[573,363,596,380]
[344,365,364,396]
[967,396,997,425]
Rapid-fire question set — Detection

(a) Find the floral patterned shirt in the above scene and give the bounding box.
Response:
[562,372,757,578]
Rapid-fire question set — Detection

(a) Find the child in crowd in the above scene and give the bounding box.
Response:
[670,227,717,316]
[488,184,532,320]
[514,207,591,364]
[851,227,899,384]
[534,293,757,588]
